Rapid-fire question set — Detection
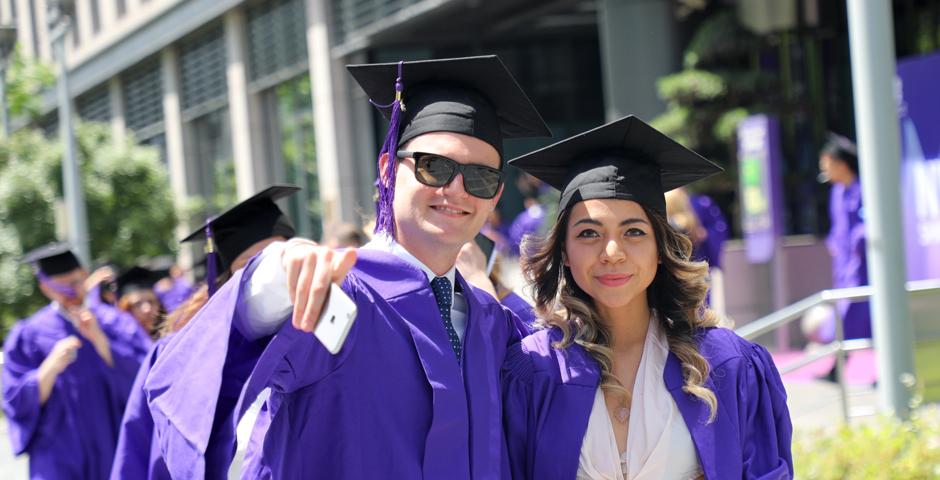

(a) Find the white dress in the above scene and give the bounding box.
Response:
[575,318,703,480]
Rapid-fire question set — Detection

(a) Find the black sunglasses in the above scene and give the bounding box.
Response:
[397,151,504,199]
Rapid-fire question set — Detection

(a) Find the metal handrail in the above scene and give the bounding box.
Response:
[733,278,940,423]
[735,279,940,341]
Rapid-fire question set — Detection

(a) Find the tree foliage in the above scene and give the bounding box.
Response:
[651,9,778,193]
[6,47,57,122]
[0,123,178,338]
[794,406,940,479]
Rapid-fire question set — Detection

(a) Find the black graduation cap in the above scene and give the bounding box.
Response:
[20,242,82,276]
[508,116,723,214]
[347,55,551,160]
[115,266,158,298]
[144,255,176,280]
[348,55,551,238]
[181,185,299,276]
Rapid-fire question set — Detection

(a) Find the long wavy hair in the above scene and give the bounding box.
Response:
[521,202,720,421]
[158,270,232,338]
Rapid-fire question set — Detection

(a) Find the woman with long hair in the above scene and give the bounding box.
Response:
[502,117,792,479]
[114,266,164,338]
[110,185,299,480]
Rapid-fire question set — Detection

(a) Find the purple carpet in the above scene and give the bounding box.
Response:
[770,349,878,385]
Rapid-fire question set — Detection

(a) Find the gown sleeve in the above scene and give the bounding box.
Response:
[501,341,536,480]
[99,307,153,399]
[144,250,359,480]
[500,291,536,334]
[739,342,794,479]
[110,341,163,479]
[0,322,43,455]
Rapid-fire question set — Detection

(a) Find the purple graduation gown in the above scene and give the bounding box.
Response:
[508,205,545,256]
[502,327,793,480]
[690,194,729,270]
[499,292,536,329]
[110,337,172,480]
[1,303,152,479]
[827,180,870,339]
[144,249,529,479]
[154,277,196,314]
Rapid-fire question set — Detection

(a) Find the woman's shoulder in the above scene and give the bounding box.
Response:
[697,327,773,378]
[695,326,773,370]
[505,327,598,386]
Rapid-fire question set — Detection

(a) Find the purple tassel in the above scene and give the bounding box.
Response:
[35,269,78,298]
[371,61,406,239]
[205,224,218,297]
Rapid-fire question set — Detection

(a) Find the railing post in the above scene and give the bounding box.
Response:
[832,301,850,424]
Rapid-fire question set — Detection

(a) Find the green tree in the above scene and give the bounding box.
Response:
[651,9,777,194]
[6,47,56,122]
[0,123,178,339]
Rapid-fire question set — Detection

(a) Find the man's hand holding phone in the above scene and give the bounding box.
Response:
[280,239,359,353]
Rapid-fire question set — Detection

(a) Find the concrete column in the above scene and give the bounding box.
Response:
[597,0,680,122]
[34,0,52,61]
[74,0,93,45]
[305,0,374,228]
[108,76,125,141]
[14,0,34,57]
[0,0,13,24]
[223,8,260,199]
[99,0,118,31]
[161,46,193,268]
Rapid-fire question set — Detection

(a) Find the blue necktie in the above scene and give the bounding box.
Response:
[431,276,461,362]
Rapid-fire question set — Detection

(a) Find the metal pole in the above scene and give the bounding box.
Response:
[0,61,8,140]
[52,17,91,267]
[845,0,916,419]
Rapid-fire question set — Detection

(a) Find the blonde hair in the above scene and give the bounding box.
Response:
[158,270,232,338]
[521,204,720,421]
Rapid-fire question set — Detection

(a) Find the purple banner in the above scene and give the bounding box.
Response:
[897,53,940,281]
[737,114,784,263]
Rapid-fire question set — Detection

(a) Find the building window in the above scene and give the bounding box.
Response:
[246,0,308,87]
[27,0,39,57]
[90,0,101,34]
[259,74,321,239]
[185,108,236,216]
[140,133,167,166]
[179,23,227,119]
[122,56,164,137]
[76,83,111,124]
[38,112,59,138]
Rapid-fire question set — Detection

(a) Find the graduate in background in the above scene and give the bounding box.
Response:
[143,55,550,479]
[115,266,164,338]
[665,187,730,315]
[819,133,869,340]
[150,256,196,314]
[502,116,792,479]
[2,244,152,479]
[85,264,118,308]
[110,185,299,480]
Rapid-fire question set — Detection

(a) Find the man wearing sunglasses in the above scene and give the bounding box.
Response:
[3,243,152,478]
[145,55,550,479]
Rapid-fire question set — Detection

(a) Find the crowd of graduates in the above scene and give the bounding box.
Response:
[3,55,796,480]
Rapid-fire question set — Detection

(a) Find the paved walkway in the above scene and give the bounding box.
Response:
[0,414,28,479]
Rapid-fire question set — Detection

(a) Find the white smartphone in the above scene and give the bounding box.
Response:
[314,283,358,354]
